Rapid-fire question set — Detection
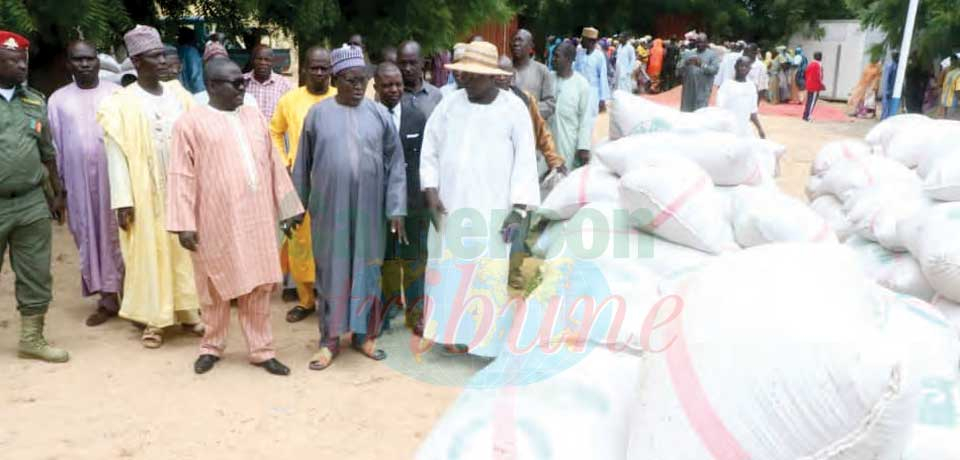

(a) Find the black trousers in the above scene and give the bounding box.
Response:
[803,91,820,120]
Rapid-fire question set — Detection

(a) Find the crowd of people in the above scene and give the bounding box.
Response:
[4,20,956,377]
[540,30,812,106]
[536,29,827,131]
[548,28,958,124]
[846,50,960,120]
[0,24,610,375]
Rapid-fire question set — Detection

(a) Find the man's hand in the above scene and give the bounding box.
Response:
[49,192,66,225]
[575,149,591,165]
[290,213,305,228]
[424,188,446,231]
[500,208,525,243]
[758,129,767,139]
[598,100,607,113]
[390,217,409,245]
[177,231,198,252]
[554,164,569,176]
[117,207,135,231]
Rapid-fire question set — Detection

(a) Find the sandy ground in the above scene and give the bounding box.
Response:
[0,101,876,460]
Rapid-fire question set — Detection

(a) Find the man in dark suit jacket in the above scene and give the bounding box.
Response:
[374,61,430,337]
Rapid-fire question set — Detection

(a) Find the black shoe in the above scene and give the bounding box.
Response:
[194,354,220,374]
[254,358,290,376]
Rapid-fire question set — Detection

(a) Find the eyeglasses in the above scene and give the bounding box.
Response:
[341,76,368,88]
[210,78,246,89]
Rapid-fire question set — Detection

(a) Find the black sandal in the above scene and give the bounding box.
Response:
[351,342,387,361]
[285,305,314,323]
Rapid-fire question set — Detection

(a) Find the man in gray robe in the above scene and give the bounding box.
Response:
[512,28,556,120]
[679,33,719,112]
[291,45,407,371]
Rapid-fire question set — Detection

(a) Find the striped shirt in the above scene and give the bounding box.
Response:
[167,105,303,304]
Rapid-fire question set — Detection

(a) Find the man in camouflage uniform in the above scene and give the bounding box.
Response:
[0,30,69,363]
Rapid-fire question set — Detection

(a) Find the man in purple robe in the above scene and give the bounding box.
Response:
[48,41,124,326]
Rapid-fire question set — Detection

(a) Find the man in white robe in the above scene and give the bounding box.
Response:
[615,35,636,93]
[419,41,540,357]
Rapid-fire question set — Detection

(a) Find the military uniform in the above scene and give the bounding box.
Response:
[0,30,68,363]
[0,84,56,316]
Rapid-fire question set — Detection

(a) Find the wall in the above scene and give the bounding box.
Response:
[465,16,519,55]
[655,14,701,40]
[789,20,885,101]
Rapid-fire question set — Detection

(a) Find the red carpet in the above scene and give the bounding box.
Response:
[641,86,851,122]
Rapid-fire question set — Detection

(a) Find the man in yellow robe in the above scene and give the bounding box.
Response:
[98,25,201,348]
[269,46,337,322]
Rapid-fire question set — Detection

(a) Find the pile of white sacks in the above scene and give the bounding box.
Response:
[806,114,960,324]
[416,97,960,459]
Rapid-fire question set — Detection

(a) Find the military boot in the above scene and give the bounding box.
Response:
[18,314,69,363]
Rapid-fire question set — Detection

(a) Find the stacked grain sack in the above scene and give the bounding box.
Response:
[417,92,850,460]
[806,117,960,457]
[628,244,960,460]
[417,244,960,459]
[807,114,960,317]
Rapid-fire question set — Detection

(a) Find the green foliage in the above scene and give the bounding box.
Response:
[0,0,35,34]
[847,0,960,63]
[256,0,514,53]
[155,0,512,54]
[4,0,513,55]
[0,0,132,48]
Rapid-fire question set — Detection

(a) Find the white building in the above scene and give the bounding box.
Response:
[789,20,886,101]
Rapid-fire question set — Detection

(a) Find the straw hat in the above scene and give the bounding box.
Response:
[452,42,468,62]
[582,27,599,40]
[444,41,510,76]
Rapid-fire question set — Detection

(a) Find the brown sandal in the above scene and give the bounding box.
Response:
[141,327,163,349]
[442,344,469,355]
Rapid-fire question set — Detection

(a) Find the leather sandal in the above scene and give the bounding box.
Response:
[308,347,339,371]
[442,344,469,355]
[351,341,387,361]
[141,327,164,348]
[285,305,314,323]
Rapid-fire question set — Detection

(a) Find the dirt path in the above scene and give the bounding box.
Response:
[0,102,875,460]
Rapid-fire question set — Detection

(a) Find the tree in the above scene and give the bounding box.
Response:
[2,0,512,56]
[156,0,513,54]
[0,0,132,49]
[846,0,960,63]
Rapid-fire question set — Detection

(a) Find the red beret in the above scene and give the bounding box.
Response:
[0,30,30,51]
